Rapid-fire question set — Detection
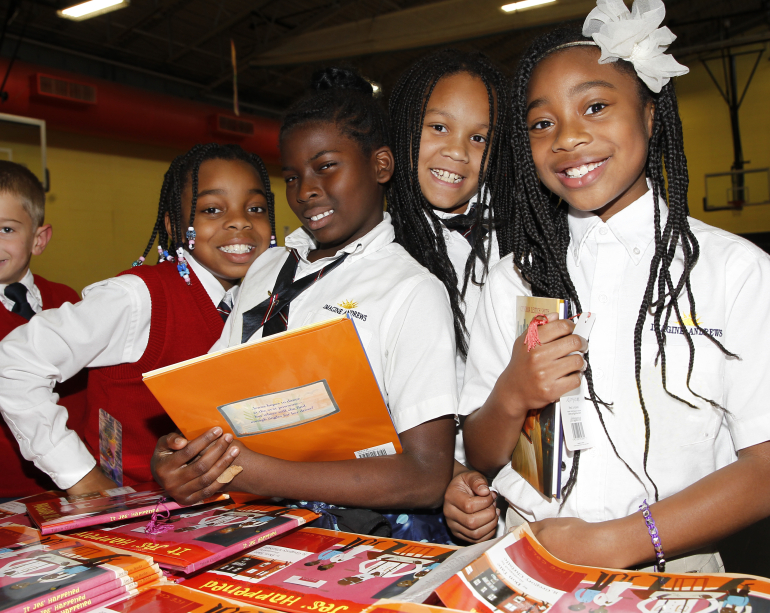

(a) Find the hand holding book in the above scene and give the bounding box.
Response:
[151,426,241,506]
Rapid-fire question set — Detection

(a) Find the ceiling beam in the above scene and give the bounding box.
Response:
[112,0,193,45]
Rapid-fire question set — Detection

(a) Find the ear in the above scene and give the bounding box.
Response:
[164,212,172,238]
[645,101,655,139]
[373,146,395,185]
[31,224,52,256]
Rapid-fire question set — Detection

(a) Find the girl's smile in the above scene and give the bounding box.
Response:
[527,46,654,221]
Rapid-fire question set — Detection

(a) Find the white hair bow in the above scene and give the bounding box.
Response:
[582,0,688,93]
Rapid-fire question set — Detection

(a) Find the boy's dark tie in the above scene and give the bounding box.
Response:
[4,282,35,320]
[442,206,488,248]
[241,249,349,343]
[216,298,232,322]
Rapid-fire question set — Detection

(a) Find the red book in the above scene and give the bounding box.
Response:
[71,502,319,574]
[0,523,158,613]
[182,527,457,613]
[25,482,228,534]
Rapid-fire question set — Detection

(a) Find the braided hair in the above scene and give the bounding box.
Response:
[134,143,276,267]
[280,67,388,157]
[388,49,513,358]
[509,27,736,502]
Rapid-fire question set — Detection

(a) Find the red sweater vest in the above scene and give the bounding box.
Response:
[84,262,224,486]
[1,275,88,498]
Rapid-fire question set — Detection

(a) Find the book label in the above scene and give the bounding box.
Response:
[354,443,397,459]
[218,380,340,436]
[99,409,123,486]
[561,312,596,452]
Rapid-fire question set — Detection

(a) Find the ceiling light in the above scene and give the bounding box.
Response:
[501,0,556,13]
[58,0,130,21]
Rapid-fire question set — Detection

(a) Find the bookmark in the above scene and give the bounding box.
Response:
[561,313,596,452]
[99,408,124,486]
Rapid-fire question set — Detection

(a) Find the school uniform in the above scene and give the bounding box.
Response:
[461,188,770,569]
[0,270,87,498]
[434,196,500,466]
[220,213,458,436]
[0,254,237,489]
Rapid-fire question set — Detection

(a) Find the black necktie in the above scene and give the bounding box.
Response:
[4,282,35,320]
[216,298,232,322]
[241,249,350,343]
[442,206,489,248]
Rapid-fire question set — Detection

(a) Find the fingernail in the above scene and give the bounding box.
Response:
[224,433,233,443]
[175,437,187,446]
[496,508,501,516]
[230,447,239,457]
[478,486,489,495]
[212,427,222,436]
[581,357,587,372]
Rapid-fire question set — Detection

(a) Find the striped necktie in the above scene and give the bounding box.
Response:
[216,297,232,322]
[241,249,349,343]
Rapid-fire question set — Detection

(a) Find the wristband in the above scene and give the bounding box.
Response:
[639,499,666,572]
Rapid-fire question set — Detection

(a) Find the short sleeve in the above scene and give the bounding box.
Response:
[382,274,458,433]
[460,256,530,416]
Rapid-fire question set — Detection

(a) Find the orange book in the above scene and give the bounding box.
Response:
[143,317,402,462]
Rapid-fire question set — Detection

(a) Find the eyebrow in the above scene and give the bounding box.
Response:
[424,108,489,130]
[310,149,339,162]
[197,188,266,197]
[527,80,617,112]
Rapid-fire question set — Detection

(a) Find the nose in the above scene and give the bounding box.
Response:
[224,207,253,230]
[552,117,591,152]
[440,133,470,164]
[295,176,319,204]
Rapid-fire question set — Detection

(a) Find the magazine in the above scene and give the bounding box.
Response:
[71,502,319,574]
[143,317,403,463]
[182,527,457,613]
[514,297,569,499]
[91,581,283,613]
[25,481,229,534]
[0,523,160,613]
[435,524,770,613]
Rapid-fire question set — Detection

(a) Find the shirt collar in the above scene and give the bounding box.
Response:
[186,251,238,307]
[568,187,665,267]
[0,269,42,313]
[284,211,395,264]
[433,188,490,222]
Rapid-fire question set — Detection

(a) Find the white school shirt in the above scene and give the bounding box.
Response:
[0,253,238,490]
[460,188,770,522]
[0,269,43,315]
[434,201,500,465]
[218,213,458,434]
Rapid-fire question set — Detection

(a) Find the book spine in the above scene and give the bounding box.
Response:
[40,503,188,535]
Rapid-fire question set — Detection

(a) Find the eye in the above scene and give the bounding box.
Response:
[428,124,448,133]
[284,175,297,184]
[530,119,553,131]
[319,162,336,171]
[471,134,487,144]
[200,206,222,214]
[586,102,607,115]
[249,206,266,214]
[0,227,14,234]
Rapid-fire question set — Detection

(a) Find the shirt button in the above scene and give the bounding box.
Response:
[599,227,609,235]
[599,294,608,303]
[634,247,641,255]
[595,369,605,380]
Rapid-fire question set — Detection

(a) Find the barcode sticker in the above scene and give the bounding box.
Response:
[354,442,397,459]
[561,394,592,451]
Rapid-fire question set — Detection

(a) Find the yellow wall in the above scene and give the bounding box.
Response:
[0,130,300,293]
[677,47,770,233]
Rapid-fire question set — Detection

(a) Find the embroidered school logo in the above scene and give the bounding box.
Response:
[323,299,367,322]
[650,312,722,338]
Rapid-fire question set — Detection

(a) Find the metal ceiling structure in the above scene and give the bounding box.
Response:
[0,0,768,117]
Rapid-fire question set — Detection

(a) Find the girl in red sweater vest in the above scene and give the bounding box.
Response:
[0,143,276,497]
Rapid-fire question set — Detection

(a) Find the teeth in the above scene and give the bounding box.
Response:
[431,169,463,184]
[219,244,254,254]
[310,210,334,222]
[565,159,606,179]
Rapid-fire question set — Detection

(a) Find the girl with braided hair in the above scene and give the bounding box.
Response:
[449,0,770,572]
[0,143,274,494]
[152,68,458,541]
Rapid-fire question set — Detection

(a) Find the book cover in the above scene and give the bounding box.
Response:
[70,502,319,574]
[513,297,569,499]
[182,527,457,613]
[0,523,157,613]
[91,582,283,613]
[143,317,402,463]
[436,524,770,613]
[26,482,229,535]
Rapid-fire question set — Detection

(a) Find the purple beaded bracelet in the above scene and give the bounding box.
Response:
[639,499,666,572]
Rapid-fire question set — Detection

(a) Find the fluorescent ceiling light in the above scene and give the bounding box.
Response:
[58,0,130,21]
[501,0,556,13]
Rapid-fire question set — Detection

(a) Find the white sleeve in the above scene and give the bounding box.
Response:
[459,258,528,416]
[384,275,458,433]
[0,275,152,489]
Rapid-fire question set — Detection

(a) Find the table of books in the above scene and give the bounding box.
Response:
[2,484,770,613]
